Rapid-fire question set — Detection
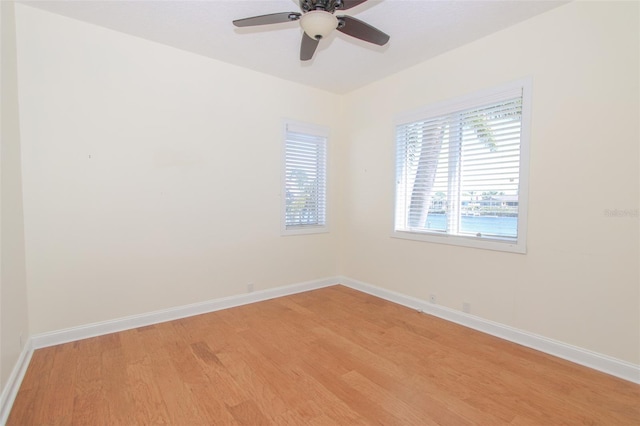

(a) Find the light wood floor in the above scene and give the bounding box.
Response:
[8,285,640,425]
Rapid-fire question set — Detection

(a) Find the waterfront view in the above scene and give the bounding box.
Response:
[425,213,517,238]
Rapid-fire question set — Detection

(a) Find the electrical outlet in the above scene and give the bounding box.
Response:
[247,282,254,293]
[429,294,437,304]
[463,302,471,313]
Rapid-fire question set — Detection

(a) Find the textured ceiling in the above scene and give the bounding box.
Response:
[19,0,569,94]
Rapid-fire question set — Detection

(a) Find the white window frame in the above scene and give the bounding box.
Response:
[281,120,329,236]
[393,79,532,253]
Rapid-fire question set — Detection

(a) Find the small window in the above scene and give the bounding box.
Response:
[394,80,531,253]
[282,121,328,235]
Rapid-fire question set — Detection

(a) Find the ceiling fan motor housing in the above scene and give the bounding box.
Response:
[300,0,344,13]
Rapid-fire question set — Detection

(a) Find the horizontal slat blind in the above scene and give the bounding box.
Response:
[395,92,523,241]
[284,130,327,229]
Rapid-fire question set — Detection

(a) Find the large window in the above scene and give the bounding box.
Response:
[394,80,531,253]
[282,121,328,235]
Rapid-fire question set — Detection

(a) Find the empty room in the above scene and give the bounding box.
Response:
[1,0,639,424]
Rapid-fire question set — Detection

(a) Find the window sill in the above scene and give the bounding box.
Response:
[282,225,329,236]
[392,230,526,254]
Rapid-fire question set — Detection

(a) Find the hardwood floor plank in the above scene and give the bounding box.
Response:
[341,370,435,425]
[71,351,106,426]
[7,285,640,425]
[126,356,173,424]
[226,400,270,425]
[100,340,137,425]
[299,359,405,425]
[41,343,79,425]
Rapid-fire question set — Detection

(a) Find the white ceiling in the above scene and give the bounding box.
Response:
[19,0,569,94]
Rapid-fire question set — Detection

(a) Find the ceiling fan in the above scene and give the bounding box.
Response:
[233,0,390,61]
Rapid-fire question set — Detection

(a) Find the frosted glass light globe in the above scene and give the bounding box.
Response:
[300,11,338,40]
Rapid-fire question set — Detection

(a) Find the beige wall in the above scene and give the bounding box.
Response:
[7,0,639,375]
[341,0,639,364]
[1,1,30,388]
[15,4,343,334]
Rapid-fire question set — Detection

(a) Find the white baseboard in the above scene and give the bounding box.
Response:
[0,340,33,425]
[339,276,640,384]
[31,277,338,349]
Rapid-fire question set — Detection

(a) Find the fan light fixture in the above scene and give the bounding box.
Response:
[300,10,338,40]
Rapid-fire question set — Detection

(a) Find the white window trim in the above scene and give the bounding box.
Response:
[392,78,532,254]
[281,119,330,236]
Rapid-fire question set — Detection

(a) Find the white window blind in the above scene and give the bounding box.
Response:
[394,81,530,253]
[282,122,328,235]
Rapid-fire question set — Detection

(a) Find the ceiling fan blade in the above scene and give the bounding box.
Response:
[233,12,301,27]
[337,15,389,46]
[300,32,320,61]
[339,0,369,10]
